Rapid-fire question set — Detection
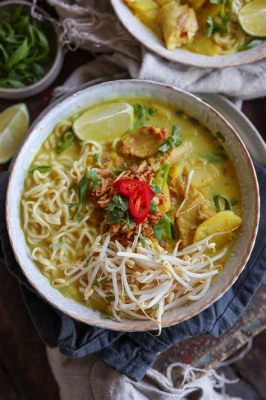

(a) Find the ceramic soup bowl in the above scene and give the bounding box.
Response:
[6,80,260,331]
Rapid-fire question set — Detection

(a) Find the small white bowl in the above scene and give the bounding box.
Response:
[111,0,266,68]
[0,0,64,99]
[6,80,260,331]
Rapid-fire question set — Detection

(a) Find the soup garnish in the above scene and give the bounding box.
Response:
[21,98,242,330]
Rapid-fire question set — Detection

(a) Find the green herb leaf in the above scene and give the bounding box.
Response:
[241,38,265,51]
[140,236,146,248]
[107,195,129,224]
[133,104,156,129]
[200,151,228,163]
[28,165,52,174]
[105,295,115,303]
[123,216,135,230]
[56,131,76,153]
[206,16,214,37]
[151,184,160,194]
[67,202,78,209]
[112,167,125,177]
[213,195,232,211]
[94,276,109,287]
[158,124,181,153]
[8,38,29,68]
[149,200,157,213]
[87,169,100,189]
[78,175,89,207]
[93,153,100,163]
[153,214,173,242]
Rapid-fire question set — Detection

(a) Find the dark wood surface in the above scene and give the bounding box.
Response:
[0,50,265,399]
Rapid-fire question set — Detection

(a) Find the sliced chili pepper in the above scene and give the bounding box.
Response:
[113,178,153,199]
[129,185,151,224]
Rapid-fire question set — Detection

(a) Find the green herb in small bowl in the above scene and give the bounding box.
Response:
[0,0,63,99]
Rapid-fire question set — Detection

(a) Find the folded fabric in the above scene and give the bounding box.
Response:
[0,161,265,381]
[46,0,266,100]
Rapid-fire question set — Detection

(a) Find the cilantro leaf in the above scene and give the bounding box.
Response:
[133,104,157,129]
[158,124,181,153]
[153,215,174,242]
[93,153,100,163]
[56,130,76,153]
[140,236,146,248]
[87,169,100,189]
[151,184,161,194]
[123,216,135,230]
[107,195,129,224]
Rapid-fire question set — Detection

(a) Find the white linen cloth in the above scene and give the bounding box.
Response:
[41,1,256,398]
[45,0,266,100]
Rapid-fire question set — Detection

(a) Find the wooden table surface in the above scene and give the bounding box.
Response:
[0,50,265,399]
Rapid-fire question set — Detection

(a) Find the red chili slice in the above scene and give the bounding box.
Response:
[129,185,151,224]
[113,178,153,199]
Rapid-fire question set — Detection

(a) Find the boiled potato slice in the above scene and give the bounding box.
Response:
[193,210,242,247]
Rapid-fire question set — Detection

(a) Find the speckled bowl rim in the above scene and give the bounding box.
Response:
[6,80,260,331]
[111,0,266,68]
[0,0,64,99]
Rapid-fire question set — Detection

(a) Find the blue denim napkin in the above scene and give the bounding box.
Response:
[0,161,265,381]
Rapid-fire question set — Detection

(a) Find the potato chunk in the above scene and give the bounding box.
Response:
[193,210,242,247]
[120,126,167,158]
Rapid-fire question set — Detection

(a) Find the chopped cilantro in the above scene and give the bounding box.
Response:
[149,200,157,213]
[94,276,109,287]
[105,295,115,303]
[140,236,147,248]
[87,168,101,189]
[151,184,161,194]
[153,215,173,242]
[93,153,100,163]
[107,195,129,224]
[123,216,135,230]
[158,124,181,153]
[206,14,229,38]
[56,130,76,153]
[133,104,156,129]
[112,167,125,177]
[241,38,265,51]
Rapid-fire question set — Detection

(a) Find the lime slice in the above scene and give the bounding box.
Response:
[239,0,266,37]
[73,103,134,143]
[0,103,29,164]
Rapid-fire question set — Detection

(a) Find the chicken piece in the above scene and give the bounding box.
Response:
[175,189,215,247]
[159,1,198,50]
[120,126,167,158]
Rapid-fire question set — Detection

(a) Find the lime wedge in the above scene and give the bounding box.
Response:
[239,0,266,37]
[73,103,134,143]
[0,103,29,164]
